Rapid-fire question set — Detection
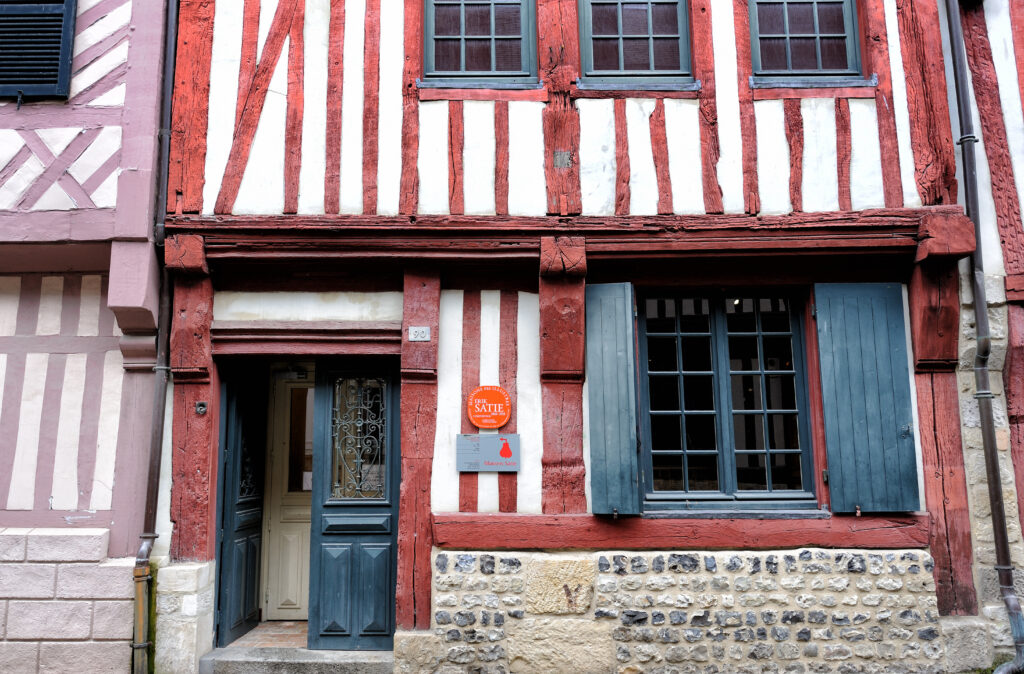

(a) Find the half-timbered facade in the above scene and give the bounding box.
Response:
[157,0,1024,671]
[0,0,167,670]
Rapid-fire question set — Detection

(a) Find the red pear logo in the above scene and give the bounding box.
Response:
[499,438,512,458]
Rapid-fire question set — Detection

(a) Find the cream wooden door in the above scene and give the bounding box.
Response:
[261,369,314,620]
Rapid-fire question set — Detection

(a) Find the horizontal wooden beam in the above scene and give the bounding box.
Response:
[431,513,932,550]
[210,320,402,356]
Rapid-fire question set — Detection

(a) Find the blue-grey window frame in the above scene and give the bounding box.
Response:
[422,0,539,88]
[0,0,77,98]
[747,0,863,85]
[637,291,817,512]
[577,0,694,89]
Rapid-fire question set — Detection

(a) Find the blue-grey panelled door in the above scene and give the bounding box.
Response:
[308,369,400,650]
[217,374,266,647]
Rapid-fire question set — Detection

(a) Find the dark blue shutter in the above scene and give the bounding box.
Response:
[0,1,77,98]
[814,283,919,513]
[586,282,641,515]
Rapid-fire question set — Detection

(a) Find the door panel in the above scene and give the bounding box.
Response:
[308,370,400,650]
[216,372,267,647]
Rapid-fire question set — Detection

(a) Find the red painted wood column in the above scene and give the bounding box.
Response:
[1006,305,1024,578]
[166,237,219,561]
[538,0,582,216]
[396,270,440,630]
[539,237,587,513]
[910,220,979,615]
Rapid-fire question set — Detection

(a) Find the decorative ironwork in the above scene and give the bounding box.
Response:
[330,377,387,500]
[238,439,257,499]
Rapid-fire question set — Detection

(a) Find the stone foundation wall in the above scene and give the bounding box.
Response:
[0,528,134,674]
[153,559,215,674]
[394,547,972,674]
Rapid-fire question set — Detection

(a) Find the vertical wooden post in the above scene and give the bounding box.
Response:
[538,0,582,216]
[396,270,440,630]
[539,237,587,513]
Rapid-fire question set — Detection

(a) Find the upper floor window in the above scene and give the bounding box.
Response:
[579,0,693,87]
[0,0,77,98]
[423,0,538,86]
[748,0,861,80]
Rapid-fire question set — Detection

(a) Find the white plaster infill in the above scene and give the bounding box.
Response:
[211,291,403,323]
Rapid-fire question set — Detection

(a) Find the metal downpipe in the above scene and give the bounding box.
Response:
[941,0,1024,669]
[131,0,179,669]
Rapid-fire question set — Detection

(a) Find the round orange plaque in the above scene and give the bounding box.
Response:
[466,386,512,429]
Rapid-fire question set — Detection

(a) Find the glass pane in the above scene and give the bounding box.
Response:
[683,375,715,410]
[772,453,803,490]
[729,336,760,371]
[820,37,848,69]
[649,375,681,411]
[331,377,387,499]
[736,453,768,490]
[434,40,461,71]
[288,387,314,493]
[435,5,461,36]
[651,411,684,448]
[652,4,679,33]
[790,37,818,69]
[759,37,788,70]
[762,336,793,370]
[688,454,719,491]
[622,4,649,33]
[768,413,800,449]
[726,298,756,331]
[465,4,491,35]
[757,3,785,33]
[733,414,765,450]
[681,336,712,371]
[731,374,763,410]
[652,414,683,450]
[495,39,522,70]
[648,337,678,371]
[465,39,492,70]
[623,38,650,70]
[592,3,619,35]
[679,298,710,332]
[646,298,676,332]
[652,452,684,490]
[685,414,717,450]
[653,39,681,70]
[765,374,797,409]
[786,3,815,33]
[495,4,521,35]
[593,38,620,70]
[760,297,791,332]
[817,3,846,32]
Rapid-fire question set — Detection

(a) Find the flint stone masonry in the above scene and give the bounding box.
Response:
[404,548,957,673]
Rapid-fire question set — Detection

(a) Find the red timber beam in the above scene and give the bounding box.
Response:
[539,236,587,513]
[432,513,931,550]
[538,0,582,216]
[731,0,758,215]
[860,0,904,207]
[396,270,441,630]
[784,99,804,213]
[399,0,422,215]
[909,213,978,615]
[458,290,481,512]
[649,99,673,215]
[693,0,724,214]
[166,236,219,560]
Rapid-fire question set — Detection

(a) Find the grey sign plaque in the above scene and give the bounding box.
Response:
[456,434,521,472]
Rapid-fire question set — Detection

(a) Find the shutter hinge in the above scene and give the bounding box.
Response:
[821,469,828,484]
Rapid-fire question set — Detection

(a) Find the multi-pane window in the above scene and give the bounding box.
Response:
[639,294,813,508]
[579,1,692,84]
[748,0,860,78]
[424,0,537,84]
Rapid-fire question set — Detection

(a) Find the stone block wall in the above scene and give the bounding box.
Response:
[395,548,959,674]
[153,559,215,674]
[0,528,134,674]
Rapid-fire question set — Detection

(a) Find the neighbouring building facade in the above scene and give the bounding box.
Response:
[145,0,1024,673]
[0,0,168,672]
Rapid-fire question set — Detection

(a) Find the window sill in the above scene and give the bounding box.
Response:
[642,509,828,519]
[749,73,878,100]
[416,78,546,101]
[573,78,701,99]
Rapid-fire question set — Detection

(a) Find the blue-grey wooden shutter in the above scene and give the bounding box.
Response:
[0,0,78,98]
[586,282,641,515]
[814,283,919,513]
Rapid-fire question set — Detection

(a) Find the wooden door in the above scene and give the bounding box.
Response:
[216,371,267,646]
[308,369,400,650]
[261,371,314,620]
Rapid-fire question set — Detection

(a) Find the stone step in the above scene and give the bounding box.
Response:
[199,646,394,674]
